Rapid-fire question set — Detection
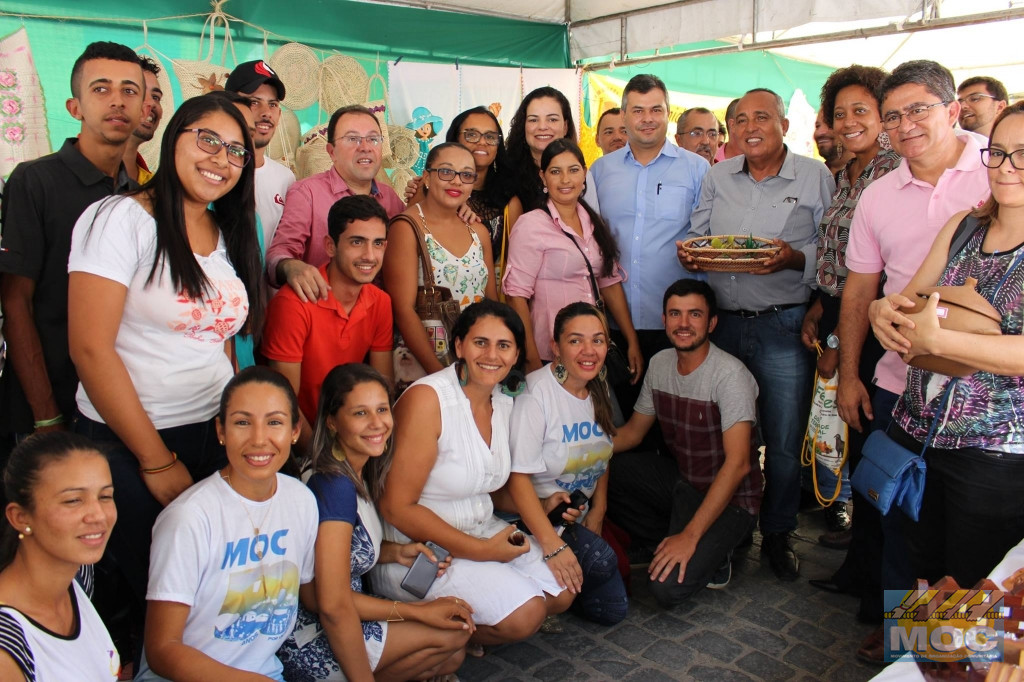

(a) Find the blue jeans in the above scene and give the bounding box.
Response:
[713,305,814,534]
[562,523,628,625]
[813,460,851,504]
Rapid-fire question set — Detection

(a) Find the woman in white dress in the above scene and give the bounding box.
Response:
[0,432,120,681]
[377,300,573,647]
[277,363,473,681]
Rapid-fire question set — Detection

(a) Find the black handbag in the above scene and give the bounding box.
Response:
[558,225,631,387]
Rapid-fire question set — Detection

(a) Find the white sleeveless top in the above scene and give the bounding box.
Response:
[387,364,512,542]
[0,577,119,681]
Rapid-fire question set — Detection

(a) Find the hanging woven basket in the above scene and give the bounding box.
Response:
[266,105,301,172]
[268,42,319,110]
[318,54,369,115]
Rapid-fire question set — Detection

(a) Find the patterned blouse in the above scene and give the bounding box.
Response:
[893,226,1024,452]
[815,148,902,296]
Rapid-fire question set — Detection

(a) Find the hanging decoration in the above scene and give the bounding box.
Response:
[0,27,50,179]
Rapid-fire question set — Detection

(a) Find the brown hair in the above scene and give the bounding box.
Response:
[972,101,1024,227]
[553,302,617,437]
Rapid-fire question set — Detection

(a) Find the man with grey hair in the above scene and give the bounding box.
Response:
[836,61,989,661]
[591,73,709,419]
[956,75,1008,138]
[675,107,720,165]
[679,87,835,582]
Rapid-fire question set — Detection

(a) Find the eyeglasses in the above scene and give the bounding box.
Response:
[333,134,384,147]
[958,93,999,107]
[981,147,1024,171]
[461,129,501,146]
[182,128,251,167]
[425,167,478,183]
[683,128,719,140]
[881,102,949,130]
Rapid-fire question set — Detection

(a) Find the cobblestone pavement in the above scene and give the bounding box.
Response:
[456,507,883,681]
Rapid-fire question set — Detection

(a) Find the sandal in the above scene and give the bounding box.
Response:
[466,643,485,658]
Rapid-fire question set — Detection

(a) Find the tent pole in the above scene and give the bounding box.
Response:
[578,6,1024,70]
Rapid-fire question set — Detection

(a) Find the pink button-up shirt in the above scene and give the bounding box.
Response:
[846,132,991,394]
[503,200,625,361]
[265,167,404,286]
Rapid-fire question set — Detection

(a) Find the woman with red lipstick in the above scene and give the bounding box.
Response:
[377,301,573,651]
[277,363,473,682]
[139,367,317,681]
[384,143,497,380]
[503,138,642,378]
[506,303,628,625]
[67,94,265,659]
[0,432,120,681]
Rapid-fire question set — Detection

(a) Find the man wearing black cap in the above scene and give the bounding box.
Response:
[226,59,295,250]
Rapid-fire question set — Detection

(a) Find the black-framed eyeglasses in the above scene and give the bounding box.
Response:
[981,147,1024,171]
[684,128,719,140]
[333,134,384,147]
[181,128,251,167]
[958,93,999,106]
[461,129,501,146]
[425,167,478,183]
[881,102,949,130]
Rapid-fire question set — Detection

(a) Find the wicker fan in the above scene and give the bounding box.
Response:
[318,55,369,115]
[268,42,319,110]
[295,124,332,180]
[386,125,419,169]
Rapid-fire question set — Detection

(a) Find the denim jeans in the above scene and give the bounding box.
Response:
[562,523,628,625]
[607,451,756,606]
[813,460,851,504]
[712,305,814,534]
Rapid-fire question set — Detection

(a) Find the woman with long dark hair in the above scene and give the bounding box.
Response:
[377,300,573,650]
[0,432,119,681]
[277,363,472,681]
[507,302,628,625]
[138,367,317,680]
[67,94,265,630]
[505,87,597,227]
[503,138,642,377]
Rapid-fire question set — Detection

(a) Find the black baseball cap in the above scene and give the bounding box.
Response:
[225,60,286,100]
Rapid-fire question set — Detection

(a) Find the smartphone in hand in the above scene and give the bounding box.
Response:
[400,541,450,599]
[546,489,590,528]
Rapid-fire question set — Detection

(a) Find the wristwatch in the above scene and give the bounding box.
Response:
[826,334,840,350]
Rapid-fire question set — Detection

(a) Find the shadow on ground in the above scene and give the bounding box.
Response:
[456,506,883,681]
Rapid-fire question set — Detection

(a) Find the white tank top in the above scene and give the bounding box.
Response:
[0,577,119,681]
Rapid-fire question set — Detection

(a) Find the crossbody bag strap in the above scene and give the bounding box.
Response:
[390,212,438,287]
[919,379,957,455]
[549,207,603,304]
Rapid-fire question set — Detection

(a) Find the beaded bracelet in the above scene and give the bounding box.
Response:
[140,452,178,475]
[386,601,405,622]
[33,414,64,429]
[543,543,570,562]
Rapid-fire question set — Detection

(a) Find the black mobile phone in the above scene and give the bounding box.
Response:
[400,541,449,599]
[546,489,590,527]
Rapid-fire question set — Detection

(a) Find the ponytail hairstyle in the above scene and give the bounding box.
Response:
[552,302,617,437]
[540,138,621,278]
[1,432,106,571]
[451,299,527,395]
[310,363,394,502]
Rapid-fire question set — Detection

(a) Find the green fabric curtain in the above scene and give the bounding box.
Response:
[0,0,569,150]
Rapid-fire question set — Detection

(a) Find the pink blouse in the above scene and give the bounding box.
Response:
[502,200,624,361]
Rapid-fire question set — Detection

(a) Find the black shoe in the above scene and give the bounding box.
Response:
[760,532,799,581]
[824,503,852,533]
[818,528,852,550]
[707,555,732,590]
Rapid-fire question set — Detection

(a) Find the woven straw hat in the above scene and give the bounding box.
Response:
[268,42,319,110]
[266,106,301,172]
[137,51,175,172]
[295,124,332,180]
[385,125,419,169]
[318,55,369,114]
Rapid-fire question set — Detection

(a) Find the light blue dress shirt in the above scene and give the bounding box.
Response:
[591,141,709,330]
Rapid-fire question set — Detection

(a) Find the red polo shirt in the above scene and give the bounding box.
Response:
[262,264,393,423]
